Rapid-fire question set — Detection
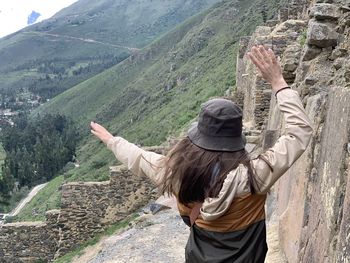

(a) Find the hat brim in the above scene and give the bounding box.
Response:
[187,122,246,152]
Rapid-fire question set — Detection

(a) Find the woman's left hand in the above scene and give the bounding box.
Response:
[247,45,287,93]
[90,121,114,144]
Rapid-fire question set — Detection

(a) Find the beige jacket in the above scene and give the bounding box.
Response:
[107,88,313,224]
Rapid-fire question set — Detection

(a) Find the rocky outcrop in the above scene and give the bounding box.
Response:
[309,3,341,21]
[236,0,350,262]
[0,166,158,262]
[307,20,338,48]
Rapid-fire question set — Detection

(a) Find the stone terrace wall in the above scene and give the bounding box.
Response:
[0,222,57,263]
[0,165,158,263]
[55,166,157,257]
[236,0,350,262]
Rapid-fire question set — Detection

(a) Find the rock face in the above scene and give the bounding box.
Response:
[307,20,338,48]
[0,166,158,262]
[236,17,307,129]
[236,0,350,262]
[309,4,340,21]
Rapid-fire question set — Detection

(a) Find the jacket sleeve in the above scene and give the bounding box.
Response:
[106,137,165,184]
[251,88,313,194]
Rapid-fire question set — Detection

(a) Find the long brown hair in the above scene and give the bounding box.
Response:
[159,137,257,204]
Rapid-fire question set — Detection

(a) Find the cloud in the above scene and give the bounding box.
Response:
[0,0,78,38]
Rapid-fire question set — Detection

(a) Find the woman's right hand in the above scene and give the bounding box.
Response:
[247,45,288,93]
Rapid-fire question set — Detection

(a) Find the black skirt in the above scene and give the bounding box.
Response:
[185,220,268,263]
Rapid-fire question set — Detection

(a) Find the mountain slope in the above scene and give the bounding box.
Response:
[47,0,221,48]
[36,0,285,177]
[0,0,219,99]
[18,0,286,221]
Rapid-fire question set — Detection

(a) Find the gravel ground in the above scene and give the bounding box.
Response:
[72,204,286,263]
[74,209,189,263]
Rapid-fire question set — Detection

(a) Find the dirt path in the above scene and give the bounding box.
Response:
[76,210,189,263]
[23,31,140,52]
[10,183,47,216]
[71,197,286,263]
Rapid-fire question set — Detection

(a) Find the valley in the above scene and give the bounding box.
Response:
[0,0,222,215]
[0,0,348,260]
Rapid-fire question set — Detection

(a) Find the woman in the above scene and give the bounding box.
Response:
[91,46,313,262]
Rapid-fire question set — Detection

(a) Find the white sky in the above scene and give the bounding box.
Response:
[0,0,78,38]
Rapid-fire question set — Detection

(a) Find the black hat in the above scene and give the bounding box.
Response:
[187,98,246,152]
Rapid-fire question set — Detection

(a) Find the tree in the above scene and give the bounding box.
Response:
[261,2,267,23]
[0,113,79,199]
[0,165,15,208]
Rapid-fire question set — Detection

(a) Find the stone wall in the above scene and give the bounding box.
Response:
[236,19,307,129]
[56,166,157,257]
[236,0,350,262]
[0,222,57,263]
[0,165,158,262]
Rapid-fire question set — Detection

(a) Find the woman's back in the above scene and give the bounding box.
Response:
[179,166,267,262]
[177,86,312,262]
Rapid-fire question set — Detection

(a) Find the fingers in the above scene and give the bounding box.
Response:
[248,46,267,70]
[90,122,102,138]
[248,45,279,76]
[90,121,96,130]
[267,48,278,64]
[248,46,264,67]
[90,121,113,143]
[90,121,105,132]
[90,121,100,128]
[247,51,262,68]
[252,46,265,63]
[259,46,272,64]
[249,45,274,64]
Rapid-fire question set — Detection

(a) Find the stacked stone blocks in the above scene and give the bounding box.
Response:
[236,0,350,262]
[0,165,158,262]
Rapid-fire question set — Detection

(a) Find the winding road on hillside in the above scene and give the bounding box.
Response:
[10,183,47,217]
[23,31,140,52]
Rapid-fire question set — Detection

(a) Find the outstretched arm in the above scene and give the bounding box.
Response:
[248,46,313,193]
[90,122,164,184]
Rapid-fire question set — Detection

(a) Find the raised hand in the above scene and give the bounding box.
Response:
[247,45,288,93]
[90,121,114,144]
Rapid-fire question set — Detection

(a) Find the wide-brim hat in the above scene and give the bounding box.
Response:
[187,98,246,152]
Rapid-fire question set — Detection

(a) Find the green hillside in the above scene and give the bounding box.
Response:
[0,0,218,99]
[18,0,286,221]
